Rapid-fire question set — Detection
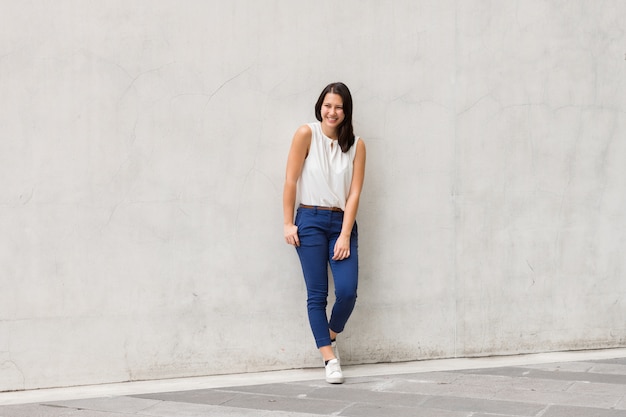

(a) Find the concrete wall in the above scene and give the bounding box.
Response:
[1,0,625,391]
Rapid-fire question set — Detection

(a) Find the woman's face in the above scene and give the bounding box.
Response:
[320,93,345,130]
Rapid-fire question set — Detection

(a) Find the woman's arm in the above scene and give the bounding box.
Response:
[333,139,366,260]
[283,125,311,247]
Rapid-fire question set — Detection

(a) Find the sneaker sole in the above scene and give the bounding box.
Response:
[326,377,344,384]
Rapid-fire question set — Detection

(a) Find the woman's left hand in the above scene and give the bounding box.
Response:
[332,234,351,260]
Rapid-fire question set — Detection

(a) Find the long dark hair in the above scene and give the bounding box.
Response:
[314,82,355,153]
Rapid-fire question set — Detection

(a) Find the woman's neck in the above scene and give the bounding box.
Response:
[321,123,338,140]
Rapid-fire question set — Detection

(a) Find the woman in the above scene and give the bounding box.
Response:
[283,82,366,384]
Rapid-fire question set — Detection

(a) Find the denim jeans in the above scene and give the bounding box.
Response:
[295,206,358,348]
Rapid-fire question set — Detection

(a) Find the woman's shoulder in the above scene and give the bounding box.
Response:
[298,123,314,133]
[304,122,322,134]
[291,124,313,149]
[353,136,365,152]
[295,123,314,138]
[345,136,364,160]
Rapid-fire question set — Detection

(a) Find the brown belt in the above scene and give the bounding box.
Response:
[299,204,343,212]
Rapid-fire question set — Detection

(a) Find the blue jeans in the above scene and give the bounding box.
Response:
[295,206,358,348]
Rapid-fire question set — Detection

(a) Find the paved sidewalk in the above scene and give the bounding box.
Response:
[1,349,626,416]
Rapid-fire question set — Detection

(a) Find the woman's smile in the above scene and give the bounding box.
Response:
[321,93,345,134]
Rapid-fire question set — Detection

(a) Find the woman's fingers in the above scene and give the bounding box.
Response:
[332,243,350,260]
[284,224,300,246]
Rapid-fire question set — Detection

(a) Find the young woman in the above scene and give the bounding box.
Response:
[283,82,366,384]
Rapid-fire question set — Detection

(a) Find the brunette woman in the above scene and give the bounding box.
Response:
[283,82,366,383]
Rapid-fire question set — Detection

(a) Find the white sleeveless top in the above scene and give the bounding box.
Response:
[298,122,360,211]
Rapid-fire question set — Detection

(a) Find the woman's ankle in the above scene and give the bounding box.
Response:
[319,345,336,362]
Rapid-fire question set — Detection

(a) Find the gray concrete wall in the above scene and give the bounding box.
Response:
[1,0,625,391]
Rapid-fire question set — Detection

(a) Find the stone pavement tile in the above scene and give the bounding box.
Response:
[450,372,513,387]
[592,358,626,366]
[568,381,626,397]
[506,376,574,392]
[421,395,545,416]
[45,396,160,414]
[71,411,147,417]
[290,373,463,396]
[520,362,594,373]
[136,384,351,415]
[451,371,572,394]
[294,373,461,392]
[379,377,501,399]
[0,404,78,417]
[494,387,621,409]
[217,382,320,397]
[339,403,470,417]
[541,405,626,417]
[290,376,395,391]
[461,366,626,385]
[471,415,523,417]
[221,392,349,415]
[140,386,351,416]
[387,372,462,384]
[0,404,141,417]
[534,369,626,385]
[445,372,574,397]
[136,400,323,417]
[589,363,626,376]
[523,361,626,376]
[304,385,429,408]
[133,388,240,405]
[453,367,534,379]
[209,380,433,409]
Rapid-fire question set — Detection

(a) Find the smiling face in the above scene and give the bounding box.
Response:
[320,93,345,136]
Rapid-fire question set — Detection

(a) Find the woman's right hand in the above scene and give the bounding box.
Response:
[284,223,300,247]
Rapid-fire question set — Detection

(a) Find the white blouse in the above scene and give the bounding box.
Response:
[298,122,359,211]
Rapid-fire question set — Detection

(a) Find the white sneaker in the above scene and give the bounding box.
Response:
[325,358,344,384]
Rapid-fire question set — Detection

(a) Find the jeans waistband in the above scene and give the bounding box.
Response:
[299,204,343,212]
